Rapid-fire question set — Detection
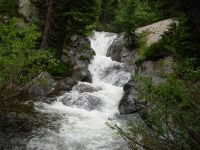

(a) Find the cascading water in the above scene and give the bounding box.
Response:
[27,32,131,150]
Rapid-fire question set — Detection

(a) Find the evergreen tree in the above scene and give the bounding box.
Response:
[116,0,137,47]
[99,0,120,25]
[34,0,100,58]
[0,0,18,16]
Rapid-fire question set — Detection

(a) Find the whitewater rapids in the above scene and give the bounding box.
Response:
[27,32,131,150]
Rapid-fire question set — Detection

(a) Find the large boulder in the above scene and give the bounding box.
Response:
[106,33,136,72]
[106,19,175,71]
[106,33,125,62]
[136,19,176,45]
[60,92,103,111]
[61,35,95,85]
[18,0,38,22]
[73,82,102,93]
[116,19,175,115]
[119,80,146,114]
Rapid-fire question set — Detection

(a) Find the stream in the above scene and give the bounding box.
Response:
[27,32,131,150]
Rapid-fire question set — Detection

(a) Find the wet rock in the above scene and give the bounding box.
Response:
[119,80,146,114]
[106,33,125,62]
[62,94,102,111]
[74,82,102,93]
[81,70,92,83]
[97,63,131,87]
[119,96,146,114]
[72,67,89,82]
[61,36,95,87]
[110,20,175,115]
[106,33,136,72]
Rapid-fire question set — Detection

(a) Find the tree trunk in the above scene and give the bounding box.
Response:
[40,0,53,49]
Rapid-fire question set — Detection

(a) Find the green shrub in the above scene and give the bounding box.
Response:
[0,18,55,85]
[134,31,170,64]
[48,61,73,76]
[134,0,161,27]
[133,75,200,150]
[174,58,200,80]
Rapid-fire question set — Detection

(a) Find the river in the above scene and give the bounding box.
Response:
[27,31,131,150]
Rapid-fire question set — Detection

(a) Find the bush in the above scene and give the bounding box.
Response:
[47,61,73,76]
[134,31,170,64]
[0,18,55,85]
[132,75,200,150]
[133,0,161,27]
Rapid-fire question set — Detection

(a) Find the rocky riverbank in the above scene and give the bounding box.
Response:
[106,19,175,115]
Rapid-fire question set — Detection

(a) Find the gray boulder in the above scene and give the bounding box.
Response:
[61,93,102,111]
[106,33,125,62]
[18,0,39,22]
[106,33,136,72]
[74,82,102,93]
[119,80,146,114]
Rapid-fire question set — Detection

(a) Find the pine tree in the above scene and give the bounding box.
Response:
[0,0,17,16]
[116,0,137,47]
[33,0,100,58]
[99,0,120,25]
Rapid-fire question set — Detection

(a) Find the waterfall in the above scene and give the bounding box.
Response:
[27,31,131,150]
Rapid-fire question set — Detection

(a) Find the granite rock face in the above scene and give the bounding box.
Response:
[107,19,175,115]
[106,33,136,72]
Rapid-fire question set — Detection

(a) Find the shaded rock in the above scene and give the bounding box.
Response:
[119,80,146,114]
[81,70,92,83]
[106,33,136,72]
[27,72,56,97]
[72,67,89,82]
[74,82,102,93]
[106,33,125,62]
[137,56,174,85]
[119,95,146,114]
[18,0,38,22]
[62,93,102,111]
[0,113,39,150]
[61,35,95,86]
